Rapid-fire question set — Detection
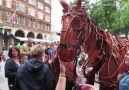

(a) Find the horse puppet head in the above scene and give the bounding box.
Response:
[58,0,88,62]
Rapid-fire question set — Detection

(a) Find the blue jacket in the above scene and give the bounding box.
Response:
[5,58,23,86]
[119,72,129,90]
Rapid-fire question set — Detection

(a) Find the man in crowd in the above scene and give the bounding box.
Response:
[20,38,33,62]
[15,44,56,90]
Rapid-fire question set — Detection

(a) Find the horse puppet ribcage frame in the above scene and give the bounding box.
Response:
[58,0,129,90]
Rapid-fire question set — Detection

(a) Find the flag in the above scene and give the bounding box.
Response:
[10,11,16,26]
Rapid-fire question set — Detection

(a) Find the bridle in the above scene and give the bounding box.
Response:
[62,12,82,18]
[59,10,86,51]
[59,5,125,87]
[59,8,86,83]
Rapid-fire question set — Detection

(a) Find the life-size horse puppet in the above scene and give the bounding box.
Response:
[57,0,129,90]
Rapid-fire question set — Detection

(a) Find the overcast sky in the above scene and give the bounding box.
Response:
[51,0,95,32]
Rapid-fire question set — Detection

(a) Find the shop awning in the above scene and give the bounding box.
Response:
[49,34,60,41]
[15,37,52,43]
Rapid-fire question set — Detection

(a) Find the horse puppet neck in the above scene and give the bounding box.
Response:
[84,18,129,88]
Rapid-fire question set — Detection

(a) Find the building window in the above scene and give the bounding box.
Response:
[28,8,35,17]
[28,19,31,27]
[29,0,36,6]
[16,15,20,24]
[45,15,50,22]
[44,0,50,4]
[37,22,40,29]
[32,20,35,28]
[6,12,11,22]
[44,25,50,32]
[45,24,47,31]
[0,0,2,5]
[16,2,26,13]
[45,6,50,13]
[41,23,43,30]
[44,35,46,38]
[48,26,50,32]
[38,2,43,10]
[21,16,25,26]
[6,0,12,8]
[35,21,37,29]
[38,12,43,20]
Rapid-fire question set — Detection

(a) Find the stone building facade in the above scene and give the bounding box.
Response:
[0,0,51,49]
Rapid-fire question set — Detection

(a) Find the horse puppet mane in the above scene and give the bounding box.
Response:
[84,19,129,87]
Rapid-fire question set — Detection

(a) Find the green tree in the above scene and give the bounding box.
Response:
[111,10,122,35]
[68,0,129,37]
[112,0,129,37]
[121,0,129,37]
[90,0,117,31]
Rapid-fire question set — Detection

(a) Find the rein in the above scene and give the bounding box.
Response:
[82,48,128,87]
[94,56,126,87]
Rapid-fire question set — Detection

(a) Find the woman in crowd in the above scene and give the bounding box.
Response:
[5,46,23,90]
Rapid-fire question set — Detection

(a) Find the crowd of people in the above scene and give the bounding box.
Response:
[3,37,129,90]
[0,38,97,90]
[0,38,129,90]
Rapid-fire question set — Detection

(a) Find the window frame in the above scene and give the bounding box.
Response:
[6,12,11,22]
[0,0,2,6]
[38,2,43,10]
[6,0,12,8]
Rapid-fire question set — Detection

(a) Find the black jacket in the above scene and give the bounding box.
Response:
[15,58,56,90]
[5,58,23,86]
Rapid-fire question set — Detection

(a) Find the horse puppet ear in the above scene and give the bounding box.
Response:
[76,0,82,6]
[59,0,69,9]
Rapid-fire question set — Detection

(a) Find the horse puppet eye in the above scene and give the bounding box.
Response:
[77,19,80,23]
[71,18,82,29]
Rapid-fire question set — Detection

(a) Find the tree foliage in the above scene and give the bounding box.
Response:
[68,0,129,37]
[90,0,117,31]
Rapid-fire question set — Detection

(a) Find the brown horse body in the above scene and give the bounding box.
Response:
[58,0,129,90]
